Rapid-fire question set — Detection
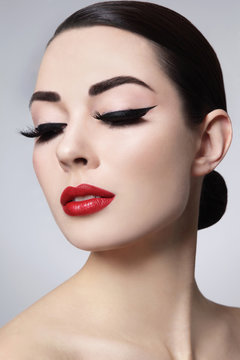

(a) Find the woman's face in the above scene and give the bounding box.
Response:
[31,26,198,251]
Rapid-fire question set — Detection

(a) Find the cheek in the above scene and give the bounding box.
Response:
[109,124,194,234]
[32,148,42,182]
[33,146,56,194]
[33,146,64,223]
[33,147,47,185]
[114,123,193,183]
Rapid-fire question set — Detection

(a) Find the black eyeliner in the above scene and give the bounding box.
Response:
[20,105,157,141]
[94,105,157,120]
[20,123,67,142]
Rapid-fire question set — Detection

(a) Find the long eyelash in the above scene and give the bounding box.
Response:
[93,105,157,126]
[19,123,67,143]
[19,106,156,142]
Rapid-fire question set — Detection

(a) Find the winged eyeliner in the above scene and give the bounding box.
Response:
[20,105,157,141]
[94,105,157,119]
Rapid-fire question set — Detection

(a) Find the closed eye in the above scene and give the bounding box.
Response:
[93,105,157,127]
[19,105,157,142]
[19,122,67,143]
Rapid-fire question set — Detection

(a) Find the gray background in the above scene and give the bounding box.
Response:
[0,0,240,327]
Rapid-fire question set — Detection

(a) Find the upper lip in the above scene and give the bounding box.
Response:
[60,184,115,206]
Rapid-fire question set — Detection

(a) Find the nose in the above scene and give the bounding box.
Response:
[56,120,100,172]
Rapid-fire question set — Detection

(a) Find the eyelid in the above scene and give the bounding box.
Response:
[37,122,67,131]
[19,122,67,138]
[21,105,157,140]
[94,105,157,119]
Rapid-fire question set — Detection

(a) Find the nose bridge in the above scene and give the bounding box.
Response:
[56,113,98,170]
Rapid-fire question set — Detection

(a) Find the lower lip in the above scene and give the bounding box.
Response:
[62,197,115,216]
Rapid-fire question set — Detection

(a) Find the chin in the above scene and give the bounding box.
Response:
[48,187,191,252]
[55,215,181,253]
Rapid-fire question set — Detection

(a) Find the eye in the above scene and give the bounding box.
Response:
[19,122,67,143]
[93,105,157,127]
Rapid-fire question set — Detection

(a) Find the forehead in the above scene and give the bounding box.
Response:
[36,26,167,88]
[34,26,183,113]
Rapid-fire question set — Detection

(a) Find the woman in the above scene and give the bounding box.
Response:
[1,1,239,358]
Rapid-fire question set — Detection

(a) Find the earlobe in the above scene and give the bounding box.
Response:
[191,109,232,177]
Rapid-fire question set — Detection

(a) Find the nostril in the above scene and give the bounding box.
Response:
[74,157,88,165]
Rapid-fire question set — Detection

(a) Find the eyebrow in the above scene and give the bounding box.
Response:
[29,91,60,108]
[88,76,155,96]
[29,76,155,108]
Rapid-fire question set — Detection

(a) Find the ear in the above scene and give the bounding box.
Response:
[191,109,232,177]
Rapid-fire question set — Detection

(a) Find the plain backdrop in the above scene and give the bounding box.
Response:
[0,0,240,327]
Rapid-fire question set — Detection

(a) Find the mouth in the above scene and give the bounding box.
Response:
[60,183,115,216]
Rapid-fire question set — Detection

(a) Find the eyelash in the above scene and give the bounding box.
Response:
[93,105,156,127]
[20,105,156,143]
[20,123,68,144]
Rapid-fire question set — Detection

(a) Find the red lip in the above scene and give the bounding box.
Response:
[60,184,115,216]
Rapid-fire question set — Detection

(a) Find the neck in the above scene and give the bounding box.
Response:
[71,224,202,359]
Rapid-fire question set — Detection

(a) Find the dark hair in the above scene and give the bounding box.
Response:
[48,1,228,230]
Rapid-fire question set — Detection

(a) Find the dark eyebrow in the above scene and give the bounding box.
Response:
[29,76,154,108]
[88,76,155,96]
[29,91,61,109]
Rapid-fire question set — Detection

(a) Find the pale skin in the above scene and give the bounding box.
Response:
[1,26,240,359]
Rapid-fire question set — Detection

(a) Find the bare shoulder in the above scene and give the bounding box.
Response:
[0,315,58,360]
[0,281,143,360]
[0,282,77,359]
[209,301,240,358]
[224,305,240,342]
[215,303,240,334]
[220,304,240,358]
[192,290,240,359]
[0,320,39,359]
[0,299,163,360]
[0,318,157,360]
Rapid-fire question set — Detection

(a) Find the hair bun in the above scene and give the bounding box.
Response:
[198,170,228,230]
